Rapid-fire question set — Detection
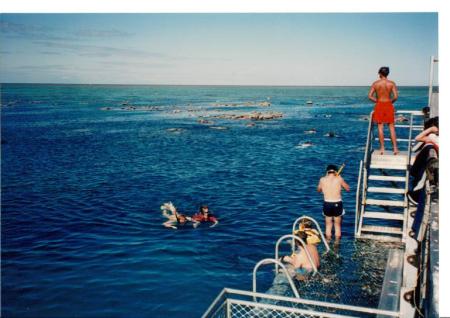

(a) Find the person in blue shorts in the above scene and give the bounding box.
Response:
[317,164,350,240]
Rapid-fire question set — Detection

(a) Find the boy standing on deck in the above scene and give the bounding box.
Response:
[317,165,350,241]
[368,66,399,155]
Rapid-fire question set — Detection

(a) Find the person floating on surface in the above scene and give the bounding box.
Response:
[317,164,350,241]
[368,66,399,155]
[161,202,199,229]
[191,204,219,227]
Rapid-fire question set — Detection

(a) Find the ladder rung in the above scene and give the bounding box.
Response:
[369,175,406,182]
[370,164,407,170]
[361,225,403,234]
[365,199,405,207]
[375,138,411,142]
[363,211,404,220]
[396,125,424,128]
[356,233,403,242]
[396,110,424,116]
[372,150,409,157]
[367,187,405,194]
[396,125,423,131]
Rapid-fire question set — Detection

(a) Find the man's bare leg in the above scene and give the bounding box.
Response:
[334,216,342,239]
[325,216,333,240]
[377,123,385,154]
[388,123,399,155]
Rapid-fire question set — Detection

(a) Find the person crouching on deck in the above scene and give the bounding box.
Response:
[280,224,320,278]
[317,165,350,241]
[191,204,219,227]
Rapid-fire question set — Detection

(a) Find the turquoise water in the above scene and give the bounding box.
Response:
[1,84,427,317]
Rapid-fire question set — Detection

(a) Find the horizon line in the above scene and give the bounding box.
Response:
[0,82,430,88]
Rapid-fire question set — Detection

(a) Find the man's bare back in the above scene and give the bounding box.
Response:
[317,174,349,201]
[368,78,398,103]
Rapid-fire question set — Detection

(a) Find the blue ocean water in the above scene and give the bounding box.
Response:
[1,84,427,317]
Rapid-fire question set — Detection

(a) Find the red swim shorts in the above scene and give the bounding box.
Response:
[372,101,395,124]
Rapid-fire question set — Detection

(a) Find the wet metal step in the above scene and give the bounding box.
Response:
[367,187,405,194]
[357,233,403,242]
[369,175,406,182]
[361,225,403,234]
[375,138,411,142]
[365,198,405,207]
[396,124,424,130]
[370,163,407,170]
[363,211,404,221]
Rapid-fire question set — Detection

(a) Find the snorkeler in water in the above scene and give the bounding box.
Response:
[161,202,199,229]
[191,204,219,227]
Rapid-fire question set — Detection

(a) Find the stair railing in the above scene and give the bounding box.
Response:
[356,111,375,237]
[252,258,300,301]
[402,112,415,241]
[354,160,363,236]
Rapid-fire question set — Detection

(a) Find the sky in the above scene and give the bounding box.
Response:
[0,13,438,85]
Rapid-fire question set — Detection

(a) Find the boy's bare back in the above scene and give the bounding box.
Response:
[317,175,349,201]
[369,78,398,103]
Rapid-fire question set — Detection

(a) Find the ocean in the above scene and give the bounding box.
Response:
[1,84,427,317]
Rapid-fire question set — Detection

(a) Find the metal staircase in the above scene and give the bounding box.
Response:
[355,111,423,242]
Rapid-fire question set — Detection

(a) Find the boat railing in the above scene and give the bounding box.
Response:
[291,216,330,253]
[402,112,414,238]
[202,288,401,318]
[354,160,364,236]
[252,258,300,300]
[355,111,374,237]
[274,234,318,274]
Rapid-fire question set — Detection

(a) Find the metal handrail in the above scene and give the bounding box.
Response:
[252,258,300,301]
[203,287,402,317]
[201,289,227,318]
[354,160,363,236]
[274,234,318,274]
[428,55,437,107]
[291,216,330,253]
[363,111,375,169]
[402,112,415,241]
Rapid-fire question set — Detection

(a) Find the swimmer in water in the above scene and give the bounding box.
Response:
[191,204,219,227]
[161,202,199,229]
[296,141,313,148]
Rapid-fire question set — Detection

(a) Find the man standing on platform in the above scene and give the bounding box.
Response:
[368,66,399,155]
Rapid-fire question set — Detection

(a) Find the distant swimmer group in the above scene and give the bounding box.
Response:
[161,202,218,229]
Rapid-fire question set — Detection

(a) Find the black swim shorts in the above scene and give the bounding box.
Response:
[322,201,345,217]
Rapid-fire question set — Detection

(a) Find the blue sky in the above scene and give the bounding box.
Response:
[0,13,438,85]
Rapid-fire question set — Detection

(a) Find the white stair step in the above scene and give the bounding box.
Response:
[372,150,409,157]
[396,110,423,116]
[363,211,404,221]
[365,199,405,207]
[375,138,411,142]
[370,164,407,170]
[357,233,403,243]
[367,187,405,194]
[369,175,406,182]
[396,124,424,129]
[361,225,403,234]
